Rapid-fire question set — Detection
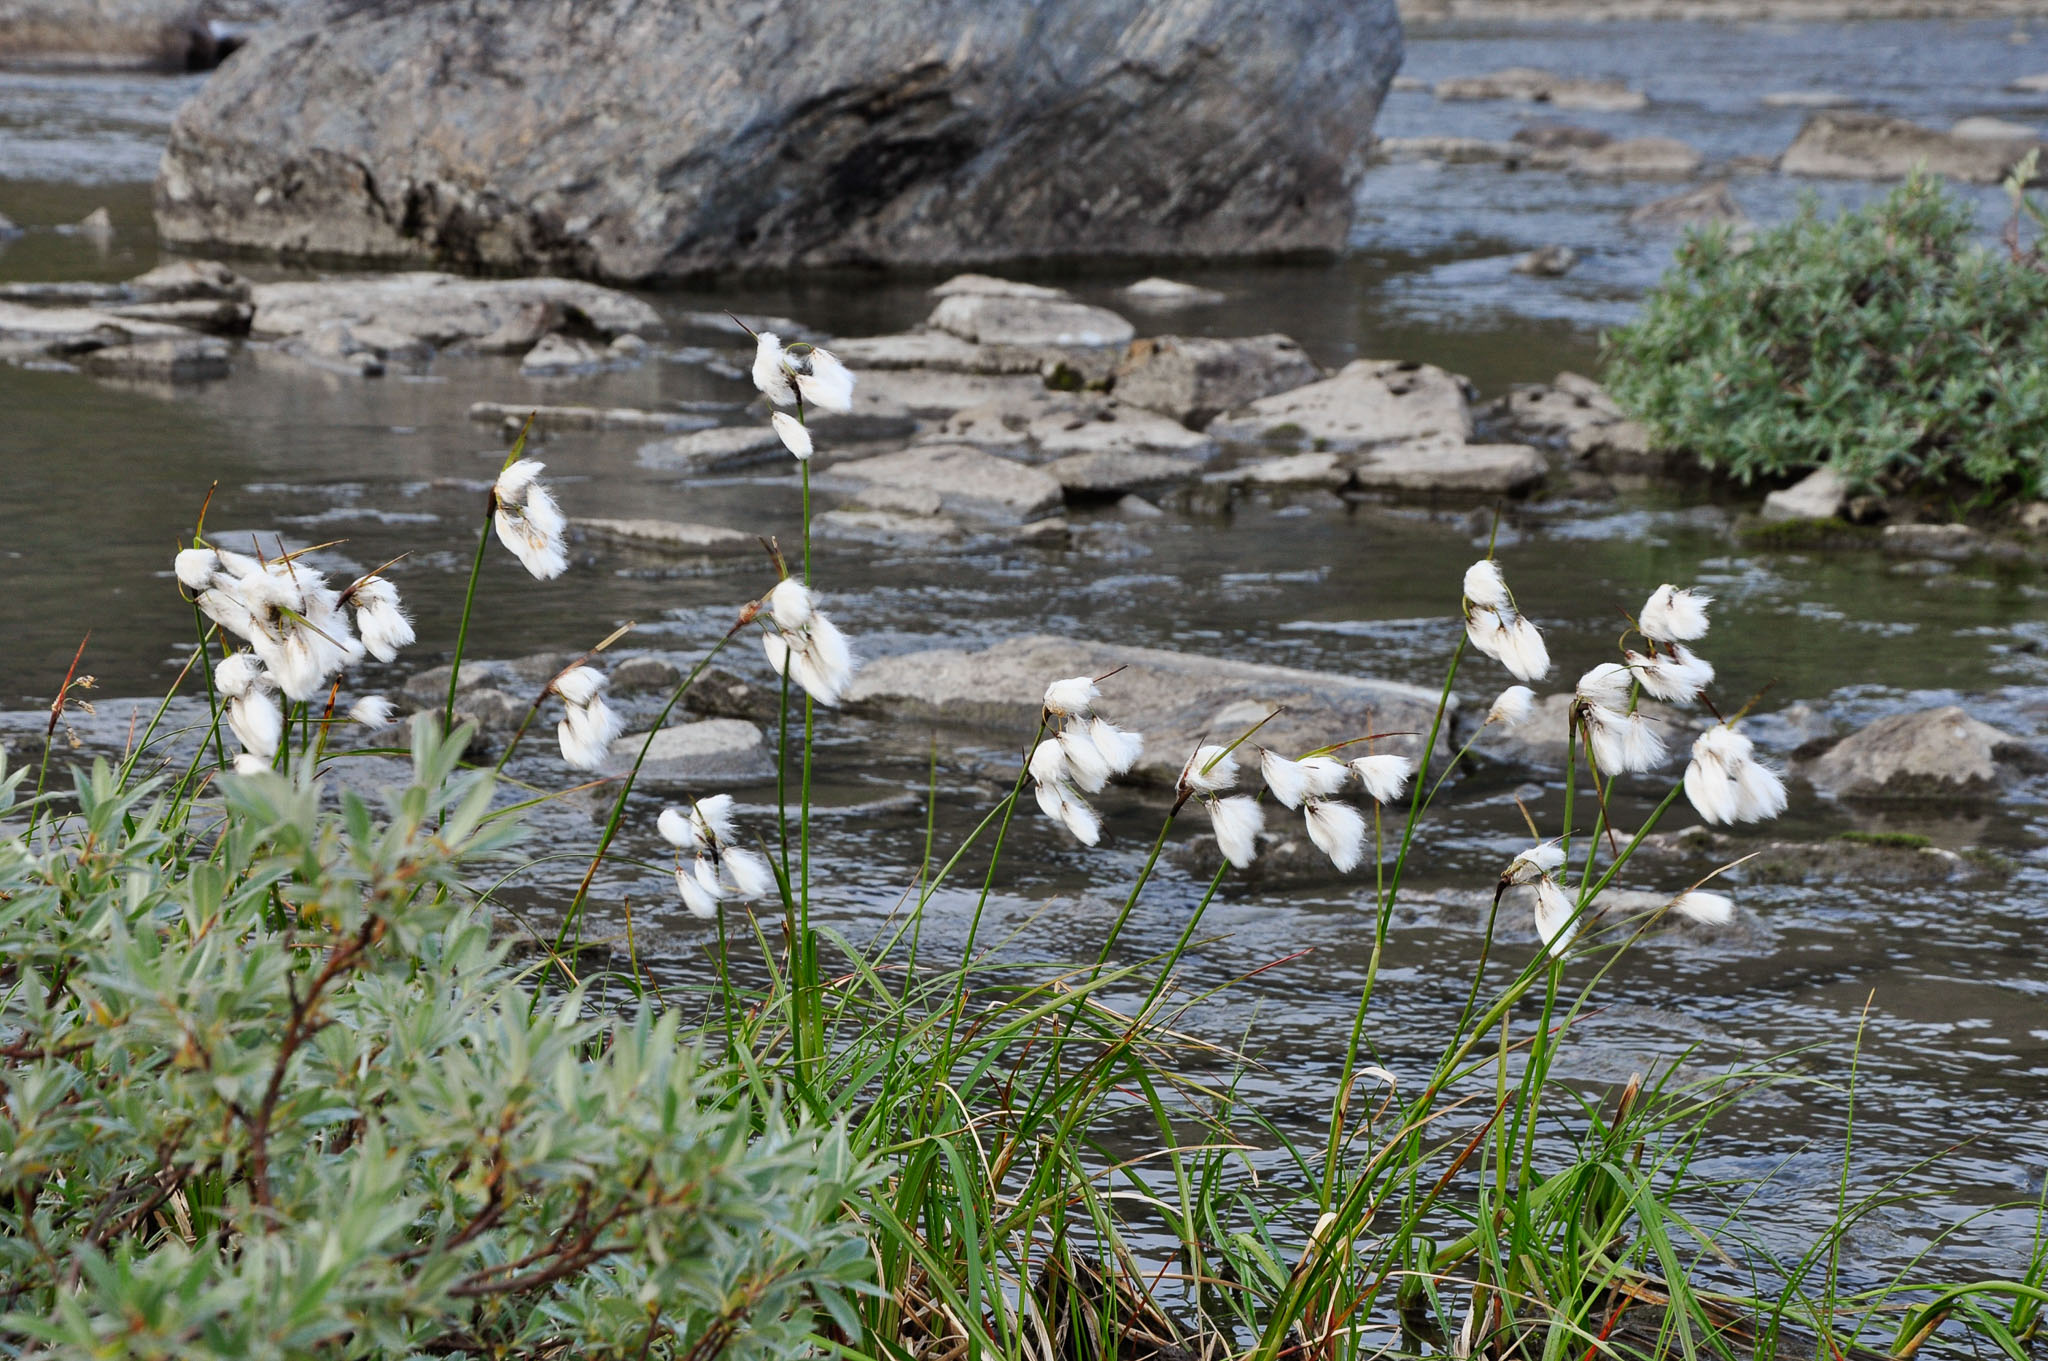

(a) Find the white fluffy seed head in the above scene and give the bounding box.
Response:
[1034,778,1100,846]
[557,697,621,771]
[1029,738,1070,786]
[769,577,814,629]
[1303,800,1368,873]
[232,751,271,776]
[1463,559,1512,610]
[793,347,855,413]
[1180,743,1239,795]
[227,690,283,760]
[692,794,738,847]
[1208,795,1264,869]
[214,651,267,700]
[1350,753,1415,804]
[493,463,568,580]
[1042,675,1098,717]
[1498,615,1550,683]
[723,848,776,900]
[1505,841,1567,884]
[1640,584,1712,644]
[751,332,797,407]
[1671,890,1735,925]
[676,862,721,919]
[1576,662,1634,711]
[551,665,607,707]
[348,695,396,727]
[1486,685,1537,727]
[1583,705,1668,774]
[1532,876,1579,956]
[1258,750,1348,810]
[1625,645,1714,704]
[1057,721,1114,793]
[1084,718,1143,777]
[657,806,699,850]
[771,411,813,460]
[175,548,219,592]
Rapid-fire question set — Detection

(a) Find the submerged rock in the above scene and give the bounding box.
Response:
[1779,111,2046,184]
[605,720,772,784]
[1803,706,2041,801]
[1434,67,1647,111]
[1350,438,1547,495]
[1113,334,1322,429]
[1628,182,1747,226]
[1637,825,2008,886]
[77,335,230,382]
[519,332,620,376]
[0,302,189,360]
[468,402,723,435]
[571,518,752,558]
[845,634,1451,783]
[155,0,1402,279]
[1512,244,1579,276]
[248,273,660,353]
[819,444,1064,524]
[0,0,215,70]
[636,426,786,474]
[1207,358,1473,451]
[1571,137,1702,178]
[1119,277,1225,308]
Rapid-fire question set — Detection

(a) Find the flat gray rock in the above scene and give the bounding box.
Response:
[606,719,772,784]
[1207,358,1472,451]
[1435,67,1646,111]
[928,292,1135,349]
[1119,277,1225,308]
[1349,439,1548,495]
[636,425,785,473]
[468,402,722,434]
[849,369,1048,419]
[0,301,188,358]
[831,330,1026,373]
[1571,137,1702,179]
[1203,451,1351,489]
[1628,182,1747,226]
[154,0,1400,279]
[845,633,1452,784]
[520,332,621,376]
[819,444,1063,524]
[814,508,967,547]
[1028,402,1216,460]
[1760,466,1850,522]
[1779,112,2045,184]
[572,518,752,555]
[1803,706,2040,800]
[1046,450,1204,496]
[248,273,661,352]
[1113,333,1322,428]
[0,0,215,70]
[78,335,231,382]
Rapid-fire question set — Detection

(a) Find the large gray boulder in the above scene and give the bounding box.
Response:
[1803,707,2040,801]
[154,0,1403,281]
[0,0,215,70]
[1779,112,2046,185]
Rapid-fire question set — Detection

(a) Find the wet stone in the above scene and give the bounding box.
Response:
[1207,358,1472,452]
[605,719,772,784]
[571,518,752,556]
[636,425,785,473]
[927,291,1134,350]
[249,272,662,353]
[1760,466,1851,522]
[78,335,230,382]
[1112,333,1322,428]
[1628,182,1748,226]
[1802,706,2042,801]
[1348,439,1548,496]
[1118,277,1225,308]
[817,443,1063,524]
[608,655,682,695]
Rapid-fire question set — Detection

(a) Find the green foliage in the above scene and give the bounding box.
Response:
[0,720,872,1359]
[1604,172,2048,501]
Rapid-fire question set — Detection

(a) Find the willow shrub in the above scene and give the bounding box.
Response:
[1603,170,2048,502]
[0,725,873,1359]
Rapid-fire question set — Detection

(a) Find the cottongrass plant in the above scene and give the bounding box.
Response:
[5,325,2042,1361]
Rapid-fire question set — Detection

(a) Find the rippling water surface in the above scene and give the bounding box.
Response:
[3,19,2045,1299]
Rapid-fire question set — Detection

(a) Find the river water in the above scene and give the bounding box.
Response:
[3,18,2045,1321]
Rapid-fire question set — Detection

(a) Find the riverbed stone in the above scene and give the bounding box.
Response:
[831,330,1023,373]
[849,369,1049,420]
[1636,824,2001,887]
[77,335,231,382]
[248,273,661,353]
[0,0,215,70]
[571,518,752,557]
[815,507,968,547]
[2012,72,2048,93]
[1512,244,1579,276]
[1803,706,2040,801]
[468,402,721,435]
[636,426,785,474]
[0,301,190,360]
[928,292,1134,350]
[1113,334,1322,428]
[1207,358,1473,451]
[1489,375,1623,446]
[1779,111,2046,183]
[1761,90,1857,108]
[1572,137,1703,178]
[1434,67,1647,111]
[1119,277,1225,308]
[605,719,772,784]
[1374,136,1526,165]
[106,298,254,334]
[155,0,1401,279]
[1628,181,1747,226]
[1203,451,1351,489]
[1028,401,1217,461]
[819,444,1063,524]
[520,332,617,376]
[1953,115,2039,141]
[1045,450,1203,497]
[1760,466,1851,522]
[1349,438,1548,495]
[845,634,1451,783]
[609,655,682,695]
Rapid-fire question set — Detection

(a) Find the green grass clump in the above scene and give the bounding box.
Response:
[1604,166,2048,504]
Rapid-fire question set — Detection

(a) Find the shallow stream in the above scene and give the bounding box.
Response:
[3,17,2045,1310]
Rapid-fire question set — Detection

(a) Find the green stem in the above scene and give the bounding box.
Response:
[193,605,226,769]
[445,500,494,732]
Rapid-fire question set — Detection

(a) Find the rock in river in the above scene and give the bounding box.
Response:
[1113,334,1322,429]
[1803,707,2041,801]
[1207,359,1473,451]
[0,0,217,70]
[846,634,1451,784]
[154,0,1403,280]
[1779,112,2046,184]
[249,273,661,353]
[818,444,1063,524]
